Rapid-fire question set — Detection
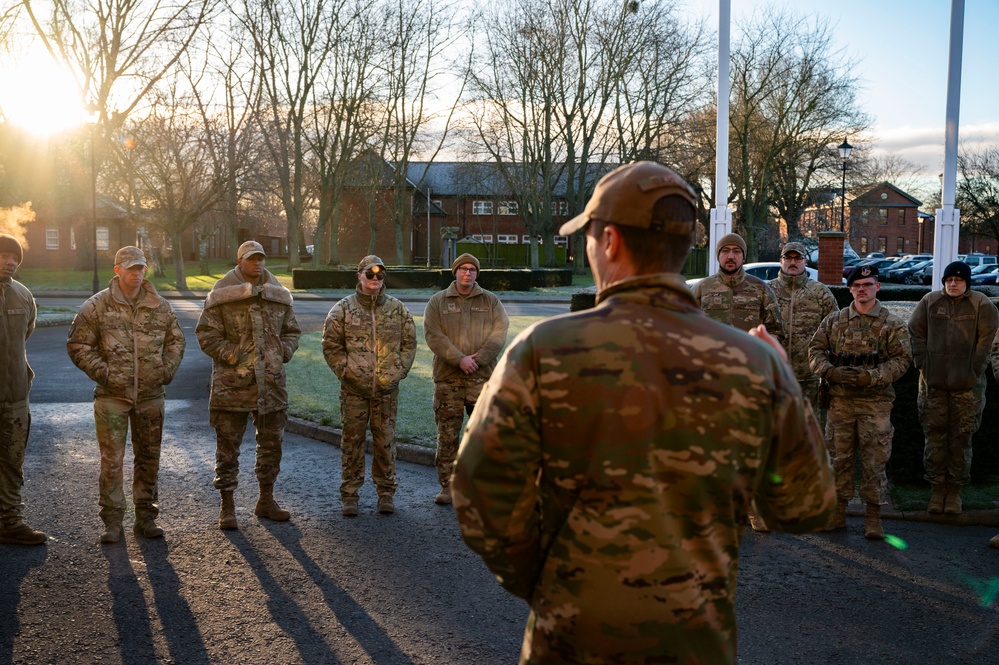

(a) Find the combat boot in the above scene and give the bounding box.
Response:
[748,506,769,533]
[254,483,290,522]
[944,484,962,515]
[218,491,238,530]
[133,517,164,538]
[342,498,358,517]
[100,522,123,544]
[990,533,999,549]
[378,495,395,515]
[864,503,884,540]
[434,486,452,505]
[823,499,849,531]
[0,522,47,546]
[927,484,946,514]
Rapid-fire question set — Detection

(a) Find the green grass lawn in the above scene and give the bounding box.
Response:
[891,483,999,512]
[285,315,540,447]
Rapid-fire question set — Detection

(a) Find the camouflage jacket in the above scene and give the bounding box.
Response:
[0,278,36,404]
[196,267,301,413]
[424,281,509,383]
[452,273,834,665]
[808,301,912,401]
[67,278,185,403]
[692,268,784,343]
[322,285,417,397]
[910,289,999,390]
[768,271,839,383]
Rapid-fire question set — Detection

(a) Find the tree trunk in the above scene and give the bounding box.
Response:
[171,230,188,290]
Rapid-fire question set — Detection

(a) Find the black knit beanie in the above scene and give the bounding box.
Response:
[941,261,971,289]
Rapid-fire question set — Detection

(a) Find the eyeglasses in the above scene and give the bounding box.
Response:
[782,255,805,262]
[456,267,477,273]
[364,270,385,280]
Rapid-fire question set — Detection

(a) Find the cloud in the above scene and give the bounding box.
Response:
[871,122,999,171]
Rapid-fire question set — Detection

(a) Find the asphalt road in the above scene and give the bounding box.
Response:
[3,296,998,664]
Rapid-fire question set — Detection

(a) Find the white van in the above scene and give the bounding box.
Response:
[960,253,997,268]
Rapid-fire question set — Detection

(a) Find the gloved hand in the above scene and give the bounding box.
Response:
[854,369,873,387]
[826,367,851,384]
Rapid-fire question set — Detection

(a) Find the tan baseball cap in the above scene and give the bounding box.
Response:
[559,161,697,236]
[781,242,807,257]
[114,246,147,269]
[237,240,267,261]
[357,255,385,272]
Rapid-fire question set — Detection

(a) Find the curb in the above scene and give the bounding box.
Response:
[286,416,436,467]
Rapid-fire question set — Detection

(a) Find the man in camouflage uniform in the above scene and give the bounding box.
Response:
[768,241,839,412]
[693,232,784,532]
[322,256,417,517]
[424,252,508,506]
[809,264,912,539]
[909,261,998,515]
[0,235,47,545]
[196,241,301,530]
[452,162,834,665]
[68,246,185,543]
[692,232,784,340]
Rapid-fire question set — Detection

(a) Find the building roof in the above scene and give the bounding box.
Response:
[405,161,612,198]
[850,182,923,207]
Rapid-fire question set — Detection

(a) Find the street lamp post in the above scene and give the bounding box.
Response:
[85,103,100,294]
[838,138,852,233]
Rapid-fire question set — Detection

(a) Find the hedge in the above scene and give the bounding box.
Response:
[292,267,572,291]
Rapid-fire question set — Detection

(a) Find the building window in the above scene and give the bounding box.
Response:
[896,237,904,255]
[45,228,59,249]
[878,209,888,226]
[470,234,493,243]
[860,238,868,253]
[897,209,905,225]
[96,227,109,251]
[497,201,518,216]
[554,235,568,247]
[878,237,887,253]
[497,234,518,244]
[551,200,569,216]
[472,200,492,215]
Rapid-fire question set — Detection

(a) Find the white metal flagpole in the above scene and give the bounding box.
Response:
[932,0,964,287]
[708,0,732,276]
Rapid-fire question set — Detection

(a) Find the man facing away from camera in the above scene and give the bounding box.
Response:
[452,161,835,665]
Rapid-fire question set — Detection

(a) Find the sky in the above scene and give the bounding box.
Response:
[685,0,999,175]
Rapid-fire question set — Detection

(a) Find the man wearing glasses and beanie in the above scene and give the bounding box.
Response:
[424,253,508,506]
[196,240,301,530]
[323,255,417,517]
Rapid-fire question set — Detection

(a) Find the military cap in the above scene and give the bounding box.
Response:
[942,260,971,288]
[846,263,879,286]
[451,253,480,273]
[0,233,23,264]
[357,255,385,272]
[781,242,807,257]
[114,246,147,269]
[237,240,266,261]
[716,232,747,256]
[558,161,697,236]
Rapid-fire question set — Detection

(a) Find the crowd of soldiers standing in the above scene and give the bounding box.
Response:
[0,235,507,544]
[693,233,999,545]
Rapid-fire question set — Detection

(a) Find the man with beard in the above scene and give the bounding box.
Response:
[692,232,784,532]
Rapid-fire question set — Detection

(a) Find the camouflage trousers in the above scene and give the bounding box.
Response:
[917,376,985,487]
[433,378,484,488]
[826,397,893,505]
[211,409,286,492]
[0,399,30,528]
[94,396,164,526]
[340,387,398,500]
[798,377,828,431]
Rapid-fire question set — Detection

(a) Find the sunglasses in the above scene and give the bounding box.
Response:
[364,270,385,280]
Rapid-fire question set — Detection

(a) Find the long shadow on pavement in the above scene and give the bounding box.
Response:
[224,528,346,664]
[0,545,48,663]
[136,536,211,665]
[259,520,416,665]
[103,540,158,664]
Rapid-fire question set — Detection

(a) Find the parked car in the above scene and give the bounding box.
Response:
[866,252,886,259]
[971,264,999,285]
[910,260,934,285]
[961,253,997,268]
[886,260,933,285]
[883,254,934,283]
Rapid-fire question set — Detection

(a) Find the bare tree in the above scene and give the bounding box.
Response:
[957,144,999,246]
[237,0,339,269]
[851,151,928,199]
[728,9,868,257]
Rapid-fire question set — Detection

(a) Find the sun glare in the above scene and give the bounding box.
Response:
[0,46,83,137]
